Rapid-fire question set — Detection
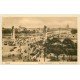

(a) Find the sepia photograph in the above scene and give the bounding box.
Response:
[2,16,77,63]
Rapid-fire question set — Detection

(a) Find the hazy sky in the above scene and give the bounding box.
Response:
[2,17,77,28]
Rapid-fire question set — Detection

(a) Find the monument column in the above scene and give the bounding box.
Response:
[43,25,47,62]
[12,26,15,41]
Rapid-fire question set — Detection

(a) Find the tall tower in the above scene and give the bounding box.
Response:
[43,25,47,41]
[12,26,15,40]
[66,24,69,37]
[43,25,47,62]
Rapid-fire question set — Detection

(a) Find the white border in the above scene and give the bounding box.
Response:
[0,0,80,80]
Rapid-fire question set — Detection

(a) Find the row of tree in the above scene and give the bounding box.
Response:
[43,36,77,61]
[2,28,77,35]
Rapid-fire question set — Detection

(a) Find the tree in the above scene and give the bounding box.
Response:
[62,38,77,61]
[2,28,12,34]
[43,37,64,61]
[52,44,65,60]
[71,29,77,34]
[62,38,75,49]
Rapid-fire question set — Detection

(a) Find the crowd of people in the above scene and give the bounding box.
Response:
[3,34,47,62]
[2,27,77,62]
